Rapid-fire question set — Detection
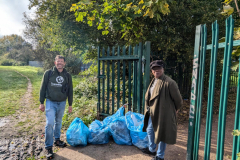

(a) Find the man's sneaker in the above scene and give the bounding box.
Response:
[46,148,54,159]
[54,140,67,147]
[141,147,156,156]
[151,156,164,160]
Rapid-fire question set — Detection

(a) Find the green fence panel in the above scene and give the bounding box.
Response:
[97,42,150,117]
[187,15,238,160]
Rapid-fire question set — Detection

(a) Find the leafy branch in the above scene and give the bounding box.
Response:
[70,0,170,37]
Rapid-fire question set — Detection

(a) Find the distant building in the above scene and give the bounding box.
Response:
[29,61,44,67]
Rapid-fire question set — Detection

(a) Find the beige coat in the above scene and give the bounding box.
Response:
[142,74,182,144]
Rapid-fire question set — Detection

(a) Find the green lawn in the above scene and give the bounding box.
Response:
[0,68,28,116]
[0,66,82,117]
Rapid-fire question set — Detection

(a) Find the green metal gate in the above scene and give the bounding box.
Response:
[97,42,150,117]
[187,15,240,160]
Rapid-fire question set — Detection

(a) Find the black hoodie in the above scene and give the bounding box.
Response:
[39,66,73,106]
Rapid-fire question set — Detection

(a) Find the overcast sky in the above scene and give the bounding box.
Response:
[0,0,35,37]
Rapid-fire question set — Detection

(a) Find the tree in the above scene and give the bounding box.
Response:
[0,34,34,65]
[27,0,227,72]
[25,1,92,72]
[71,0,225,68]
[70,0,170,38]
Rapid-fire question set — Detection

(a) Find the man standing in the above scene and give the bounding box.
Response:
[39,55,73,159]
[142,60,182,160]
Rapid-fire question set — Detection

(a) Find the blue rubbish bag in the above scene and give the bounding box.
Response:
[66,117,89,147]
[125,111,148,149]
[109,116,132,145]
[88,120,110,144]
[103,106,125,126]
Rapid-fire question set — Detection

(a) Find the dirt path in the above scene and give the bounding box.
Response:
[0,71,45,139]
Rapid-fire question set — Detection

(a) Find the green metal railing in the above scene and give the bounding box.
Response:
[204,21,219,160]
[97,42,150,117]
[187,15,240,160]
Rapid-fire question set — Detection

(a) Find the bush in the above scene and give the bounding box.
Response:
[62,76,98,128]
[62,96,97,128]
[13,61,27,66]
[74,77,98,99]
[37,68,44,75]
[0,59,14,66]
[65,54,82,75]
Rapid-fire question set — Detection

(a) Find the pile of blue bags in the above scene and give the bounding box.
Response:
[66,107,149,149]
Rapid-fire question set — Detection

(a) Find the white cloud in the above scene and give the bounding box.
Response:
[0,0,35,36]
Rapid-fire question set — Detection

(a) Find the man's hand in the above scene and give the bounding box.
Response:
[176,110,179,114]
[68,106,72,113]
[39,104,45,112]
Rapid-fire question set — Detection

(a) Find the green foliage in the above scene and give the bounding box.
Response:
[79,63,98,76]
[26,0,101,70]
[233,129,240,136]
[0,53,27,66]
[62,76,98,127]
[71,0,170,37]
[65,54,83,75]
[0,59,15,66]
[74,77,98,99]
[26,156,35,160]
[221,1,234,15]
[220,0,240,71]
[0,35,34,66]
[37,68,44,75]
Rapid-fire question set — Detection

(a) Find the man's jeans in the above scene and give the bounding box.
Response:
[147,116,167,159]
[45,99,66,149]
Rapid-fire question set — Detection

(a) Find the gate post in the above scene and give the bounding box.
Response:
[142,41,151,114]
[186,25,201,160]
[193,24,207,160]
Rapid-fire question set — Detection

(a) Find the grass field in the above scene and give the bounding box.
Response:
[0,66,82,117]
[0,68,28,116]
